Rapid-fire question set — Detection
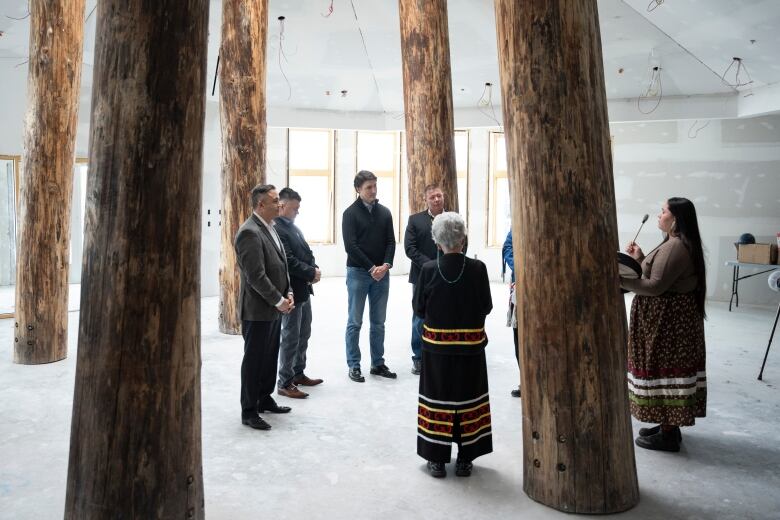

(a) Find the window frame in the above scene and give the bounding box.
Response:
[487,131,509,248]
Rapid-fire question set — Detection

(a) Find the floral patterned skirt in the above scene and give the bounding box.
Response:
[628,292,706,427]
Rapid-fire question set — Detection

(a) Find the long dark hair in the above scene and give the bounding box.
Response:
[667,197,707,318]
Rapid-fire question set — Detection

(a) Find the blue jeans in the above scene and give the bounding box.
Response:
[411,286,423,361]
[345,267,390,368]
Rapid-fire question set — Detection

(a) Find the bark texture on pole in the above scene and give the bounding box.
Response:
[399,0,458,213]
[64,1,208,518]
[13,0,86,364]
[494,0,639,513]
[218,0,268,334]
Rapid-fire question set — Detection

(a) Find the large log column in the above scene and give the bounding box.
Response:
[13,0,86,364]
[494,0,639,513]
[399,0,458,213]
[64,1,208,518]
[218,0,268,334]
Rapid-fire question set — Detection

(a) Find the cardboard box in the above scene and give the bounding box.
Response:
[738,243,778,265]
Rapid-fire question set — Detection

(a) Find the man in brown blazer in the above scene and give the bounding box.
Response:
[235,184,294,430]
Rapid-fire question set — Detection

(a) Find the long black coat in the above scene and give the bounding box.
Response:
[273,216,317,304]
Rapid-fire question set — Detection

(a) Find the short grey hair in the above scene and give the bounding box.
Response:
[431,212,466,250]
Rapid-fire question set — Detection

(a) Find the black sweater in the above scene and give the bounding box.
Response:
[342,198,396,269]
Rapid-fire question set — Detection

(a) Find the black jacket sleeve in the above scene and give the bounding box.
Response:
[404,215,432,268]
[277,228,316,282]
[383,209,396,266]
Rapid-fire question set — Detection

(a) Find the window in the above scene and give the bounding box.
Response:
[454,130,469,218]
[0,155,20,317]
[287,128,335,243]
[356,131,402,240]
[487,131,511,247]
[69,158,89,282]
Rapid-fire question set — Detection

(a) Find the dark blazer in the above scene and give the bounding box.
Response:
[341,198,395,269]
[274,216,317,304]
[234,214,291,322]
[404,210,436,284]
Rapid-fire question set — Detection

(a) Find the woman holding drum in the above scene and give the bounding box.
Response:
[620,197,708,452]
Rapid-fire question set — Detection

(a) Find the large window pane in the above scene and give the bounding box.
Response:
[455,130,469,217]
[292,175,331,243]
[288,129,335,243]
[356,131,401,240]
[488,132,510,246]
[0,156,19,315]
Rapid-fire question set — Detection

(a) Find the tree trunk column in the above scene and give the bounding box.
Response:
[399,0,458,213]
[218,0,268,334]
[64,1,208,518]
[494,0,639,513]
[13,0,86,364]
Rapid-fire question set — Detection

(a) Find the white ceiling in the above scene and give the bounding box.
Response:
[0,0,779,124]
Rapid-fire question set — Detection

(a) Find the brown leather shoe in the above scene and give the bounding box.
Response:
[293,374,324,387]
[277,384,309,399]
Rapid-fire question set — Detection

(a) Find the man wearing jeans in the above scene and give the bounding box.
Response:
[275,188,323,399]
[341,170,397,382]
[403,184,445,375]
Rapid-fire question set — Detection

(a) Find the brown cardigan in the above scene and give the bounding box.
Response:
[621,236,698,296]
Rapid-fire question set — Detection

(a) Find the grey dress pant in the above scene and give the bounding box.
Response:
[277,299,312,388]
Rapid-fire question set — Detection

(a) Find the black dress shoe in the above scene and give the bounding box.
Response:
[349,367,365,382]
[370,364,397,379]
[510,386,521,398]
[259,397,292,414]
[427,461,446,478]
[242,415,271,430]
[455,457,473,477]
[635,429,680,452]
[411,359,421,375]
[639,424,682,442]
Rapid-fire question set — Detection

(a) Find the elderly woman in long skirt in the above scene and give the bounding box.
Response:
[413,212,493,478]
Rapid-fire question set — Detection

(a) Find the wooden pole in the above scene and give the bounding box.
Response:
[494,0,639,513]
[399,0,458,214]
[64,1,208,517]
[218,0,268,334]
[13,0,86,364]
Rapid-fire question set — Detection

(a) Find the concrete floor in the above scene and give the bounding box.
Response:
[1,276,779,519]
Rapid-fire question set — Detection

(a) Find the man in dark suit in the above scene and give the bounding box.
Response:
[404,184,445,375]
[235,184,294,430]
[274,188,324,399]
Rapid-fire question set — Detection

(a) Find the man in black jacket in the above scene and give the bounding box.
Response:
[341,170,397,382]
[403,184,445,375]
[274,188,324,399]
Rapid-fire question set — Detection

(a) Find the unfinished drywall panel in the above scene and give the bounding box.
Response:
[612,115,780,307]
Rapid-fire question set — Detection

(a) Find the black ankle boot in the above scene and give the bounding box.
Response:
[639,424,682,442]
[635,427,681,452]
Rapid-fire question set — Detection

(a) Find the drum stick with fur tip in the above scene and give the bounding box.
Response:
[631,214,649,244]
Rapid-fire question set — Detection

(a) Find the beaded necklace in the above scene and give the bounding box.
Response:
[437,250,466,284]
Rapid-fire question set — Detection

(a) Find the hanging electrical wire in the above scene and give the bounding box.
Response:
[637,66,663,114]
[277,15,293,101]
[646,0,664,12]
[687,120,710,139]
[322,0,334,18]
[85,4,97,22]
[477,82,501,127]
[721,57,754,88]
